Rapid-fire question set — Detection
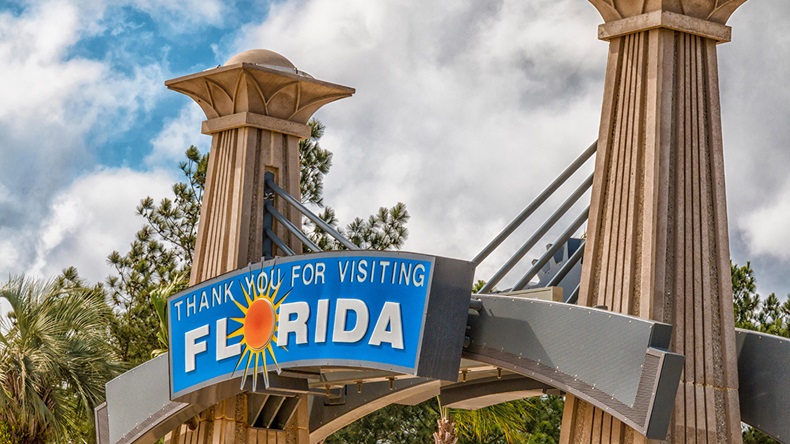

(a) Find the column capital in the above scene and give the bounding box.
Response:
[589,0,747,42]
[200,112,311,138]
[165,49,354,125]
[598,10,732,42]
[589,0,747,24]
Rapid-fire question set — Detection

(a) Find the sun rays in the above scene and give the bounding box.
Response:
[228,274,290,390]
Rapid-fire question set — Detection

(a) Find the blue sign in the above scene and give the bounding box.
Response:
[168,251,435,400]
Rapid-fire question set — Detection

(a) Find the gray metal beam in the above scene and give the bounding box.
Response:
[309,378,439,443]
[94,402,109,444]
[464,295,684,439]
[307,295,685,442]
[264,200,322,253]
[736,328,790,443]
[307,374,559,443]
[264,173,359,251]
[258,396,286,429]
[248,394,269,426]
[440,374,552,410]
[103,354,208,444]
[512,207,589,290]
[101,353,308,444]
[546,240,585,288]
[273,396,302,430]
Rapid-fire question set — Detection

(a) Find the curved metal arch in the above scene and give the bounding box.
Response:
[307,373,556,443]
[308,295,685,441]
[438,374,554,409]
[464,294,684,439]
[308,378,439,443]
[97,296,684,442]
[98,355,207,444]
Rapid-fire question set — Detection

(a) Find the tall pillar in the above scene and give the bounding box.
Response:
[561,1,746,443]
[164,49,354,443]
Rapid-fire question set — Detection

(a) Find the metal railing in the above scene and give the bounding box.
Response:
[262,138,595,304]
[474,141,596,299]
[262,172,359,259]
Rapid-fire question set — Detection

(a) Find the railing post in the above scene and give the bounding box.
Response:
[263,171,275,260]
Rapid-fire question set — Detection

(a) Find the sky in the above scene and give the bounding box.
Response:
[1,0,790,298]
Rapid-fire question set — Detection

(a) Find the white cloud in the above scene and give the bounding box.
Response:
[738,178,790,260]
[0,2,102,122]
[229,0,604,284]
[219,0,790,292]
[0,0,229,287]
[147,102,210,167]
[27,167,174,283]
[717,1,790,292]
[0,0,165,184]
[0,0,168,280]
[3,0,790,298]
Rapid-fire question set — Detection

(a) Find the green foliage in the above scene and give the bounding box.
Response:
[451,396,563,444]
[743,425,781,444]
[106,146,206,366]
[300,119,332,207]
[325,403,439,444]
[732,261,761,330]
[299,119,409,251]
[0,422,11,443]
[0,273,122,443]
[453,399,534,443]
[731,261,790,338]
[519,396,564,444]
[472,279,491,294]
[304,203,410,251]
[327,395,563,444]
[345,202,410,250]
[306,207,341,251]
[150,273,189,357]
[754,292,790,337]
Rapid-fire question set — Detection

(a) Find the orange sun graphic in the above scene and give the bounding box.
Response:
[228,276,289,390]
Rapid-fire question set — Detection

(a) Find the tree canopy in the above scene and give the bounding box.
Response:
[0,271,122,443]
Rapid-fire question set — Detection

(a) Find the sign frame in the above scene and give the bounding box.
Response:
[167,250,474,402]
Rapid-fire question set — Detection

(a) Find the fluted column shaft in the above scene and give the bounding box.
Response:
[190,125,302,285]
[171,125,305,444]
[560,6,744,443]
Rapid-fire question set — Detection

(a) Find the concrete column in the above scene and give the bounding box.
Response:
[164,49,353,444]
[561,2,746,443]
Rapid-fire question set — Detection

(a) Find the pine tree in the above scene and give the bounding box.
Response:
[105,146,204,365]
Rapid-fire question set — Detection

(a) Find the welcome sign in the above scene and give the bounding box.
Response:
[168,251,474,401]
